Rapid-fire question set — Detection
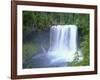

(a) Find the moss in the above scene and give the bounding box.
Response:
[26,63,33,68]
[23,42,38,61]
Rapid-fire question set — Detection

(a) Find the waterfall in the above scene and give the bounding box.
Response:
[47,25,79,63]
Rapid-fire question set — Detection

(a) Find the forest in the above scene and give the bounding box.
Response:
[23,11,90,68]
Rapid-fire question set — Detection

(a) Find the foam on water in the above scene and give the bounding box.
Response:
[47,25,80,63]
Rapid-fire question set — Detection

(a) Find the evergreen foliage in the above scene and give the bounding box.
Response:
[23,11,90,66]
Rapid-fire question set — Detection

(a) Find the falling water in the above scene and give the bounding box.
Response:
[25,25,83,68]
[47,25,79,63]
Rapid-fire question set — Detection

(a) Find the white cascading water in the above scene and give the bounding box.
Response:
[47,25,79,63]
